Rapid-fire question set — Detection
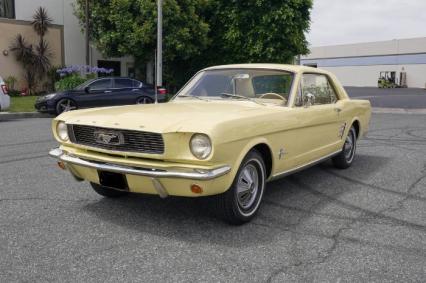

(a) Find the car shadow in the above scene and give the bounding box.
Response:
[82,154,391,247]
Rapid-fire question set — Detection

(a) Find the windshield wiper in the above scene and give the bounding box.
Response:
[178,94,209,101]
[220,93,265,106]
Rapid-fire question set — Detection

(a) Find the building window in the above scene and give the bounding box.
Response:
[98,60,121,77]
[0,0,15,19]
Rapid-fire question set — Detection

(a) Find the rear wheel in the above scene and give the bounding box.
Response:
[214,150,266,225]
[90,183,128,198]
[332,126,357,169]
[56,98,77,115]
[136,96,153,104]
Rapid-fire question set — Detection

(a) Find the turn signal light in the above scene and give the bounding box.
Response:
[57,161,66,170]
[191,184,203,194]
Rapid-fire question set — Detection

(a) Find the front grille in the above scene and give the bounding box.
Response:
[68,124,164,154]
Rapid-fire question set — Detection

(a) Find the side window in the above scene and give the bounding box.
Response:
[252,75,292,102]
[114,78,133,88]
[89,79,112,91]
[0,0,15,19]
[300,74,338,106]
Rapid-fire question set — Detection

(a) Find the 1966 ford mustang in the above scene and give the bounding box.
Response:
[49,64,371,224]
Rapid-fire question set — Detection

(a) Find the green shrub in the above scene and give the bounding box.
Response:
[45,65,63,92]
[55,74,87,91]
[8,90,21,97]
[4,76,18,91]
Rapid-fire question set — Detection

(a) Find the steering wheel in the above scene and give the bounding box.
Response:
[258,93,285,100]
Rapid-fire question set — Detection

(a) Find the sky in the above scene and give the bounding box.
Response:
[307,0,426,47]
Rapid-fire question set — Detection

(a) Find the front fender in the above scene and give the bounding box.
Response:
[216,137,274,191]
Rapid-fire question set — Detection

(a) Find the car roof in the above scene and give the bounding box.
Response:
[91,77,144,83]
[102,77,140,80]
[202,63,331,75]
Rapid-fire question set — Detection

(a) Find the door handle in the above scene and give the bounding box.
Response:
[104,90,112,93]
[334,108,342,113]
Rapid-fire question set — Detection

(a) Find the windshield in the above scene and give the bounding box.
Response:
[74,79,96,90]
[175,69,294,106]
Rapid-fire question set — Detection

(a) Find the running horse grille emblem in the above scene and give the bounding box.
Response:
[94,130,124,145]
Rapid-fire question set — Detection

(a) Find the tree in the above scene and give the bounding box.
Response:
[31,7,53,79]
[74,0,312,89]
[205,0,312,64]
[9,6,53,94]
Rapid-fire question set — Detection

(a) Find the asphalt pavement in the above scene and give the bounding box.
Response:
[0,115,425,282]
[345,87,426,109]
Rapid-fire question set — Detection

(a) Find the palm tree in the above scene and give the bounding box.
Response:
[9,7,54,94]
[34,39,52,78]
[9,34,34,65]
[9,34,37,94]
[31,7,52,39]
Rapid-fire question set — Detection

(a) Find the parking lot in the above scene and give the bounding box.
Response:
[346,87,426,109]
[0,113,425,282]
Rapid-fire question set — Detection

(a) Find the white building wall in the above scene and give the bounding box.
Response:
[15,0,133,75]
[63,0,86,66]
[307,38,426,59]
[302,37,426,88]
[15,0,64,24]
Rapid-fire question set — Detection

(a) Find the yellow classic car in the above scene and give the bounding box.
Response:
[49,64,371,224]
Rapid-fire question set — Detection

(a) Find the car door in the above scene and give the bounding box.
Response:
[284,73,346,169]
[77,78,113,108]
[109,78,140,105]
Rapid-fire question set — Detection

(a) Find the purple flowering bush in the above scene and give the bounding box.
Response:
[55,65,114,91]
[56,65,114,77]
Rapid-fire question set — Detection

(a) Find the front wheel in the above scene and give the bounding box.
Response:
[56,98,77,115]
[136,96,153,104]
[214,150,266,225]
[90,183,128,198]
[332,126,357,169]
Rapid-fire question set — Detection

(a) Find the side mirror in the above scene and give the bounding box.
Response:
[303,92,315,107]
[84,86,91,93]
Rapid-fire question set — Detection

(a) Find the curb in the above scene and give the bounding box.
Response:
[0,112,53,120]
[372,107,426,114]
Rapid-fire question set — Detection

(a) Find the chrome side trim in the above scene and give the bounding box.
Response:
[49,148,231,181]
[270,150,341,181]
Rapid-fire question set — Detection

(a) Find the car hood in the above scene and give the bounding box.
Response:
[57,99,289,134]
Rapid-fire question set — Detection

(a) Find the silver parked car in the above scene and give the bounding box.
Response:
[0,76,11,111]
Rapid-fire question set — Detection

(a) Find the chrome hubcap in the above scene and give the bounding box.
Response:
[344,130,355,161]
[236,164,259,209]
[59,100,76,112]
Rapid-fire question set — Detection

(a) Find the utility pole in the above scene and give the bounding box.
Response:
[85,0,90,66]
[155,0,162,104]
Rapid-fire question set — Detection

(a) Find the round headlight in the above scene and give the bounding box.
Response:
[190,134,212,159]
[56,121,69,141]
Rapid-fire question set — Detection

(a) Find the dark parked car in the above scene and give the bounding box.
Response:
[35,77,166,115]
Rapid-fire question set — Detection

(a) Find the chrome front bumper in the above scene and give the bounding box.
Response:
[48,148,231,181]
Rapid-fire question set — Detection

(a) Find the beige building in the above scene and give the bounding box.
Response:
[0,0,134,90]
[301,37,426,88]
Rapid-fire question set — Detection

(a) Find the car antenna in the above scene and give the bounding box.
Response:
[154,49,158,104]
